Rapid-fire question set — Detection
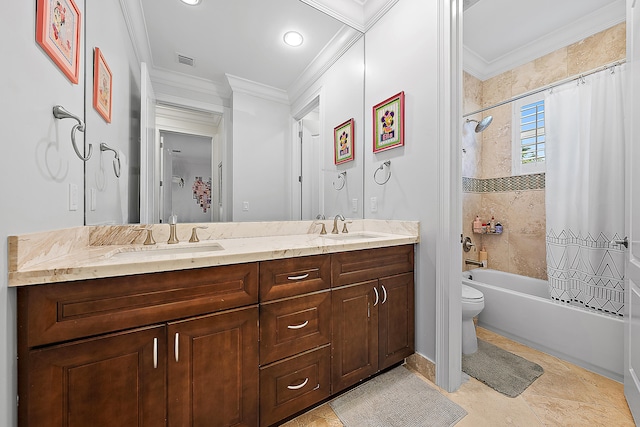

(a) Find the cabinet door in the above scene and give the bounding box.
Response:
[168,306,259,427]
[331,281,378,393]
[379,273,415,370]
[24,325,166,427]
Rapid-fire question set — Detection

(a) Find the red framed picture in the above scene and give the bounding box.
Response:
[334,118,355,165]
[93,48,113,123]
[373,91,405,153]
[36,0,82,84]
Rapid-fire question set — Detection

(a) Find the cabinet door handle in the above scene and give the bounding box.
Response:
[287,320,309,330]
[287,378,309,390]
[174,333,179,362]
[381,284,387,304]
[373,286,379,306]
[153,337,158,369]
[287,273,309,280]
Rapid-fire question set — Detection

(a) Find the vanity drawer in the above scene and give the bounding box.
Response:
[259,345,331,427]
[331,245,414,287]
[19,263,258,348]
[259,254,330,301]
[259,290,331,365]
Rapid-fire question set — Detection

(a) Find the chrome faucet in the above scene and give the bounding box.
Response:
[332,214,345,234]
[168,215,179,244]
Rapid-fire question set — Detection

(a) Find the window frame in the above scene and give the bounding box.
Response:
[512,92,546,175]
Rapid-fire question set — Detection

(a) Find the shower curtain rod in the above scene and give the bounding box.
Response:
[462,59,626,118]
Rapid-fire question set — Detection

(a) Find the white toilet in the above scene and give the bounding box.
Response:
[462,284,485,354]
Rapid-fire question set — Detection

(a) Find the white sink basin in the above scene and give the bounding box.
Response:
[110,242,225,259]
[322,232,383,240]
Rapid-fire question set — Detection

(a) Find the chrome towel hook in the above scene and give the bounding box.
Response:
[333,171,347,190]
[52,105,92,161]
[99,142,121,178]
[373,160,391,185]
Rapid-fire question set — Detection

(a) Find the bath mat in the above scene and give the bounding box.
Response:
[329,366,467,427]
[462,339,543,398]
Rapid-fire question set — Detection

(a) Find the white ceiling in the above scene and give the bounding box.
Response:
[463,0,626,80]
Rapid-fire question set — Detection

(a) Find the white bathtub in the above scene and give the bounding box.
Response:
[463,268,624,382]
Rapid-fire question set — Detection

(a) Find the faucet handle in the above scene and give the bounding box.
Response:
[342,221,352,234]
[138,227,156,245]
[189,226,208,243]
[312,222,327,235]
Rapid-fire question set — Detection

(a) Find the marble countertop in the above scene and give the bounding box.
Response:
[8,219,419,287]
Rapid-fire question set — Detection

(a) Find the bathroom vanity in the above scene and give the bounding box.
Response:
[9,220,418,427]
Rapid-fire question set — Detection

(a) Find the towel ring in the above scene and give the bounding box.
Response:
[100,142,121,178]
[373,160,391,185]
[333,171,347,190]
[53,105,92,161]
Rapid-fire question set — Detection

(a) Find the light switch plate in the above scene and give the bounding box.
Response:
[69,183,78,211]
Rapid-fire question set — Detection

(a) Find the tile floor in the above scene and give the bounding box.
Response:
[282,327,636,426]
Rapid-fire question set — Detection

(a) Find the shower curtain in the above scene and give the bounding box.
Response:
[545,64,627,316]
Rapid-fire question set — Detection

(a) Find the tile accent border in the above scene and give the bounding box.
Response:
[463,173,545,193]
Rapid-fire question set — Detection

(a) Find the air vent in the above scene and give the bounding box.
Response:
[176,53,195,67]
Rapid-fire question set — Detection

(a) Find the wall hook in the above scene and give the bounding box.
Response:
[333,171,346,190]
[99,142,121,178]
[53,105,92,161]
[373,160,391,185]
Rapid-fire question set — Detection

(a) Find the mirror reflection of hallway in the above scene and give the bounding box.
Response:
[160,131,216,223]
[295,95,322,220]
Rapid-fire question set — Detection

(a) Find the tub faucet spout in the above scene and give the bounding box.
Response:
[465,259,486,267]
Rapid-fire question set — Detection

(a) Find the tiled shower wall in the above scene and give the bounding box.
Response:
[462,22,626,280]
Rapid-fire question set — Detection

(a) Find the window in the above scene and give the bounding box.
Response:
[512,93,545,175]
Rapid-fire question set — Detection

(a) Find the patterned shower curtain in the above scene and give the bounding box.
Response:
[545,64,627,316]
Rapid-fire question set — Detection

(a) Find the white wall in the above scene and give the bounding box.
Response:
[85,0,141,225]
[364,0,440,362]
[1,0,87,424]
[231,92,292,221]
[292,37,365,220]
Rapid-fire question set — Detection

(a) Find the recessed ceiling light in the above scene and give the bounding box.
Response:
[283,31,303,47]
[180,0,201,5]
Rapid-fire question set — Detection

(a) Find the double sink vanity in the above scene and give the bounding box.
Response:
[9,219,419,426]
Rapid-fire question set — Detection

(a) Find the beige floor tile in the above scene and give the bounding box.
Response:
[286,328,636,426]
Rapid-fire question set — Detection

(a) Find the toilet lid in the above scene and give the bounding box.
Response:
[462,284,483,300]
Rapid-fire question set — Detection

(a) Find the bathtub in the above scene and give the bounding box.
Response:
[463,268,624,382]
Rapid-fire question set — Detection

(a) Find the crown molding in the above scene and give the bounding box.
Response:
[118,0,152,66]
[226,74,290,105]
[300,0,398,32]
[287,26,362,103]
[463,0,625,81]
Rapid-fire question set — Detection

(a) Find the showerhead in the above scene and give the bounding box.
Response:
[466,116,493,133]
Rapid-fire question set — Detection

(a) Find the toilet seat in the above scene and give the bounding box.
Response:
[462,284,484,301]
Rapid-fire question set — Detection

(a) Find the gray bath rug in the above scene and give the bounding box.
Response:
[462,339,544,398]
[329,366,467,427]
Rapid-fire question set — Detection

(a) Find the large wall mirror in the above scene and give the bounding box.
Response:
[84,0,365,226]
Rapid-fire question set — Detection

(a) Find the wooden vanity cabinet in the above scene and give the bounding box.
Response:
[258,255,332,427]
[17,263,259,427]
[331,245,415,393]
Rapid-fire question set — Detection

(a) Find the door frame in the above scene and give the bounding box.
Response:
[436,0,463,392]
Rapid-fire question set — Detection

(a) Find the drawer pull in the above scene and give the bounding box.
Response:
[287,378,309,390]
[287,273,310,281]
[373,286,379,306]
[287,320,309,330]
[381,284,388,304]
[153,338,158,369]
[174,333,179,363]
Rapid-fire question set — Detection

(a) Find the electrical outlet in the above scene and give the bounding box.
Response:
[68,183,78,211]
[351,198,358,213]
[370,197,377,213]
[242,201,249,211]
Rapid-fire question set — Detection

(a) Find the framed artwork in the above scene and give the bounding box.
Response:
[93,48,113,123]
[36,0,82,84]
[334,118,355,165]
[373,91,405,153]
